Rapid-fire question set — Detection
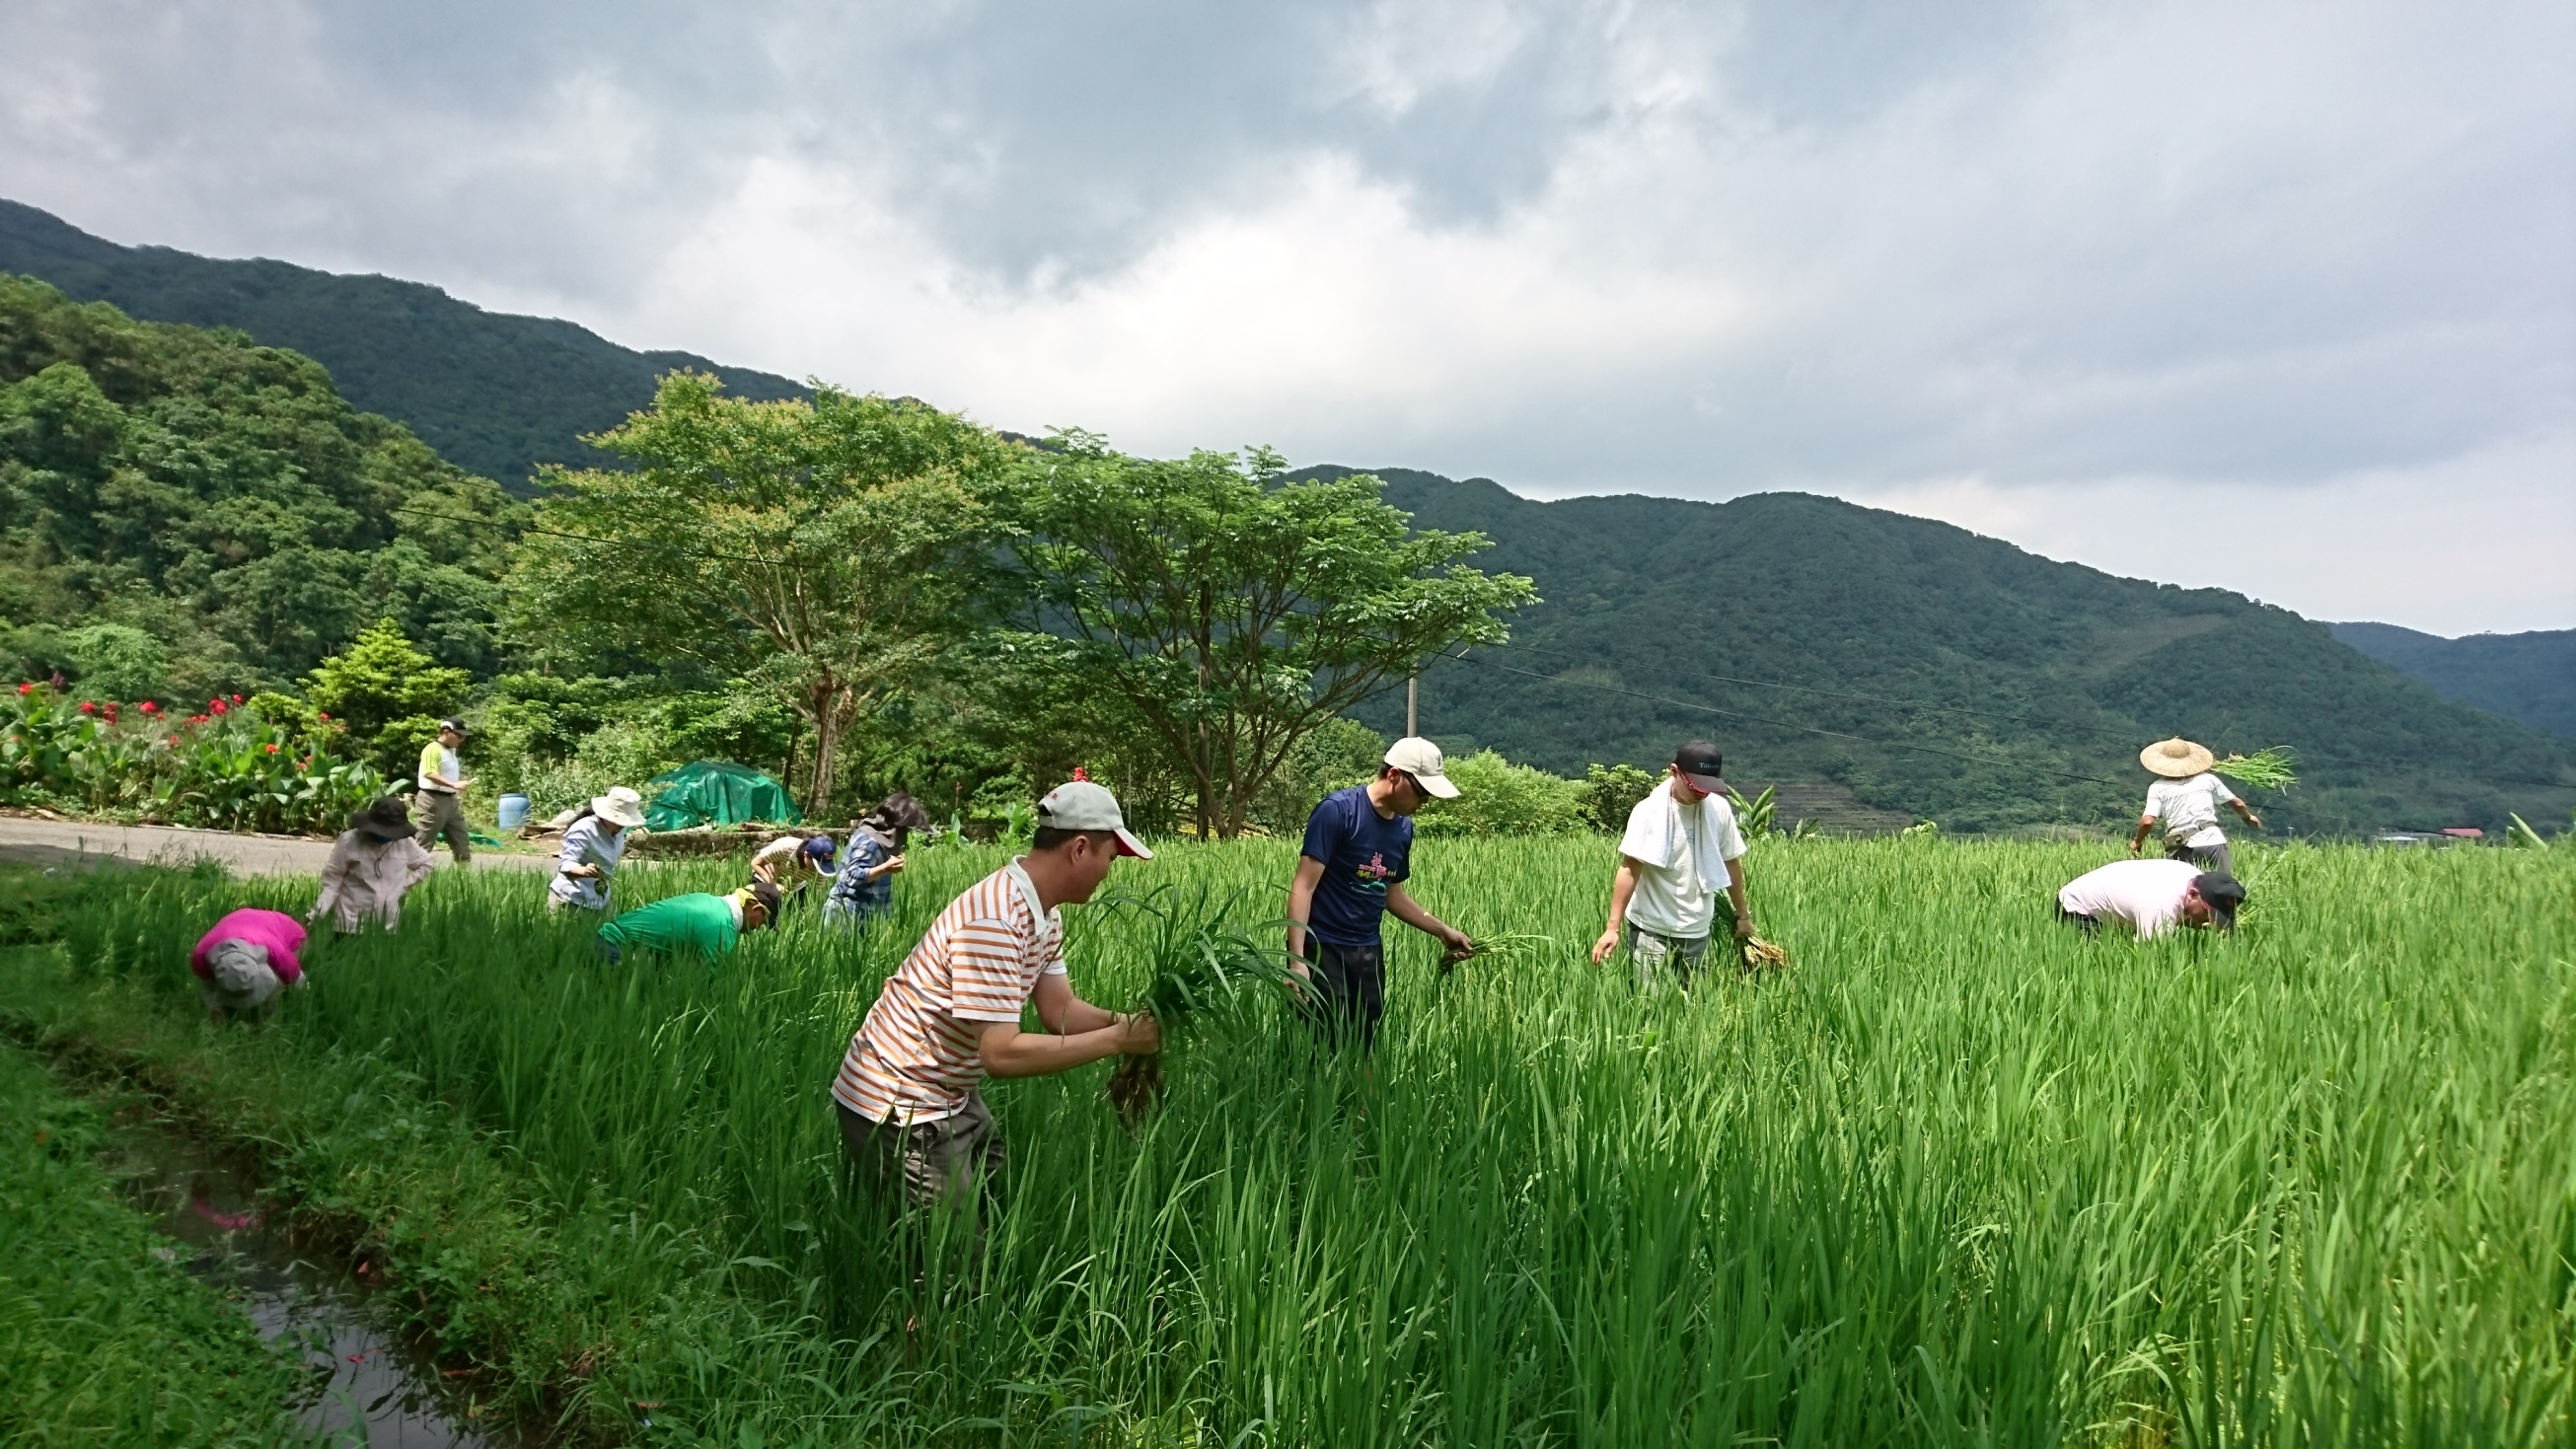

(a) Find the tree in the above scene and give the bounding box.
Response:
[304,617,473,775]
[505,374,1011,811]
[999,435,1536,837]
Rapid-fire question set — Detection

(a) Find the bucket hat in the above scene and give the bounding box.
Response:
[350,795,413,840]
[591,793,647,829]
[2140,738,2215,778]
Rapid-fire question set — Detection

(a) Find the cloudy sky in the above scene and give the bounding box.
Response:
[4,1,2570,634]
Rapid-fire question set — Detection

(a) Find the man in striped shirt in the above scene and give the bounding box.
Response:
[832,779,1162,1208]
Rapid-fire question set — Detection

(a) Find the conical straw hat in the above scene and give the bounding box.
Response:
[2140,738,2214,778]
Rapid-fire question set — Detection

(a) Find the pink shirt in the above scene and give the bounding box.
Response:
[191,908,307,985]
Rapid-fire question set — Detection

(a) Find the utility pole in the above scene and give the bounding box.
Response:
[1406,674,1418,737]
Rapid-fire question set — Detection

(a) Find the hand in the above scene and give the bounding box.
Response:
[2246,814,2263,830]
[1118,1011,1162,1054]
[1590,929,1620,965]
[1733,914,1756,940]
[1439,929,1475,964]
[2127,839,2142,855]
[877,854,906,878]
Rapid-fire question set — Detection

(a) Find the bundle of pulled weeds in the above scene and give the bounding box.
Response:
[1098,886,1290,1129]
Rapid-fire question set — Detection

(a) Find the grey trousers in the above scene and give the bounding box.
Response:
[415,790,472,862]
[2166,840,2232,875]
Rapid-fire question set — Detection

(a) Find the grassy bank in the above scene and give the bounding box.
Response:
[2,837,2572,1445]
[0,1038,317,1446]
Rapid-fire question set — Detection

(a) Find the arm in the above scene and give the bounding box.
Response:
[404,838,435,889]
[973,1008,1158,1079]
[558,827,603,878]
[1286,855,1326,978]
[311,839,351,921]
[1032,971,1118,1035]
[1385,883,1470,955]
[870,853,907,880]
[1725,856,1753,938]
[2229,798,2263,829]
[2129,815,2156,854]
[1591,858,1642,963]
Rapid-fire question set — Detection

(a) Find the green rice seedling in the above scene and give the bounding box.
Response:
[2211,745,2298,790]
[1095,883,1289,1127]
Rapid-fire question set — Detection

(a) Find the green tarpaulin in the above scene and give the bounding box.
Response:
[644,761,802,832]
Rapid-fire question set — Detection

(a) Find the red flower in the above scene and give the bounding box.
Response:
[79,701,96,714]
[139,700,159,714]
[168,735,180,746]
[231,693,243,704]
[264,743,279,755]
[15,683,30,695]
[316,711,330,721]
[211,699,228,715]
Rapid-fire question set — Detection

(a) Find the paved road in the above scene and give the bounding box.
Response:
[0,815,553,878]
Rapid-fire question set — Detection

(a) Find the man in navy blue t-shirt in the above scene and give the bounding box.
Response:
[1288,736,1477,1047]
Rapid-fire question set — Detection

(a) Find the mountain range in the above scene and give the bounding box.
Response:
[5,197,2568,834]
[0,198,802,489]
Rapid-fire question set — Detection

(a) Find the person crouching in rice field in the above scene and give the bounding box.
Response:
[191,907,307,1021]
[310,796,435,934]
[1589,739,1754,987]
[1286,737,1476,1050]
[752,832,839,888]
[830,781,1160,1212]
[823,793,930,933]
[2056,857,2245,940]
[548,792,645,913]
[2132,737,2261,874]
[594,881,781,965]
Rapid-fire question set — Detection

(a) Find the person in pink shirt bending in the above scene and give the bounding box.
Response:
[190,907,307,1020]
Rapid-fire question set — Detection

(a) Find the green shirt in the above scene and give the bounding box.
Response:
[596,893,740,959]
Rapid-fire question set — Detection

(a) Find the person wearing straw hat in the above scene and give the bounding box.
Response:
[830,779,1161,1210]
[1286,736,1476,1049]
[310,796,436,933]
[548,791,646,912]
[2131,738,2261,874]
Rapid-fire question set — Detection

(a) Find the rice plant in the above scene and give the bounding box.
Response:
[37,833,2576,1447]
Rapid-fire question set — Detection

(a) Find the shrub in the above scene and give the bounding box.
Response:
[1414,749,1591,835]
[2,681,383,833]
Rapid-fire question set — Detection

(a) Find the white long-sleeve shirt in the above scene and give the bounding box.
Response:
[312,831,436,932]
[548,816,628,909]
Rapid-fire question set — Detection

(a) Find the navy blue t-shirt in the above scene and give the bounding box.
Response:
[1299,784,1413,947]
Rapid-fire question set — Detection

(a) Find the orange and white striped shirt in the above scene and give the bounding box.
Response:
[832,860,1066,1123]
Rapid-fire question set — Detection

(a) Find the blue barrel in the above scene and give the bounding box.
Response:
[496,793,531,831]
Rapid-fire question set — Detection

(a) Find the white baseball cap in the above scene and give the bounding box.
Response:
[1035,779,1153,858]
[1382,737,1460,797]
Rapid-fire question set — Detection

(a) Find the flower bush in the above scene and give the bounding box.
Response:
[3,682,385,833]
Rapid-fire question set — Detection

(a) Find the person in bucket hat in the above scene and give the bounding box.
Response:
[830,777,1161,1211]
[311,796,436,933]
[2129,738,2261,874]
[1285,736,1475,1050]
[549,791,646,912]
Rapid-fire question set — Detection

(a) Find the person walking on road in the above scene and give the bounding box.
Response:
[830,780,1160,1211]
[2057,857,2245,940]
[192,906,307,1021]
[595,881,781,964]
[549,792,645,913]
[2131,738,2261,874]
[413,718,475,863]
[1286,737,1476,1050]
[1589,740,1755,986]
[312,797,435,933]
[824,793,931,932]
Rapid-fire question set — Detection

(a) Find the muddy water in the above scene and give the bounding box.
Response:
[100,1112,512,1448]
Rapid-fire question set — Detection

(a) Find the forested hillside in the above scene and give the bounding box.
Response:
[2330,622,2575,739]
[0,277,518,699]
[1316,468,2576,835]
[0,199,802,489]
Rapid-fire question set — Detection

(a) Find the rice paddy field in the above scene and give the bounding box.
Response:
[10,835,2575,1447]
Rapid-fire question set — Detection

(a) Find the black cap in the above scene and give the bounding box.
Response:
[2192,872,2245,931]
[747,880,784,926]
[437,717,468,735]
[1673,739,1725,791]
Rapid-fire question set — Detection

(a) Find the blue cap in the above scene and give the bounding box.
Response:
[802,836,837,861]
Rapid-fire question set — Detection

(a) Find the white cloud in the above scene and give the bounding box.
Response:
[1,0,2569,630]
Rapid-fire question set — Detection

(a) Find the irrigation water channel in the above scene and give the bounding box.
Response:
[102,1104,516,1447]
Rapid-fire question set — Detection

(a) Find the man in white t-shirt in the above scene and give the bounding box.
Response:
[2130,737,2261,874]
[2056,858,2245,940]
[1589,739,1753,986]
